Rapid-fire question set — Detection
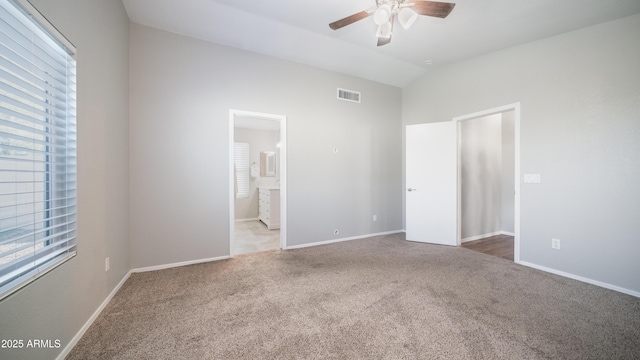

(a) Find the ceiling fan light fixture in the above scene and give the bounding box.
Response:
[398,7,418,29]
[373,4,392,25]
[328,0,456,46]
[376,21,392,39]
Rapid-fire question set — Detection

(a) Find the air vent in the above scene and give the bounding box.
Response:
[337,88,361,103]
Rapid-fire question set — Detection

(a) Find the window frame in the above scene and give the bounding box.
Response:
[234,142,250,199]
[0,0,77,301]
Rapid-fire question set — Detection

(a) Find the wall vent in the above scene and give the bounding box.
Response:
[337,88,361,103]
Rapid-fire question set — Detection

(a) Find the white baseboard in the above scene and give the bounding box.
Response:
[519,261,640,298]
[235,218,258,223]
[461,231,514,243]
[131,255,231,273]
[56,270,133,360]
[285,230,404,250]
[462,231,501,243]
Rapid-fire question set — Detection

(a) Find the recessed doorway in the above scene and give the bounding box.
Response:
[454,103,521,263]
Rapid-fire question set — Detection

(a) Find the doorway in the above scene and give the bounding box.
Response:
[454,103,520,263]
[229,110,287,257]
[404,103,520,262]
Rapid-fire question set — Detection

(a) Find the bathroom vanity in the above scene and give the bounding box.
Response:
[258,186,280,230]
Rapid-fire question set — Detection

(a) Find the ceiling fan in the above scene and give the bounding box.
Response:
[329,0,456,46]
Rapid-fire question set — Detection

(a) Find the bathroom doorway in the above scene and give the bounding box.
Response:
[229,110,287,256]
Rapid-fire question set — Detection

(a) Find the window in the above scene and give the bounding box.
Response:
[234,142,249,199]
[0,0,77,300]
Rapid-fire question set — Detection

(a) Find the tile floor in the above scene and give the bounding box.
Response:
[234,220,280,255]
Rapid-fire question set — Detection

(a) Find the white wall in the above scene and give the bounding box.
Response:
[461,114,503,240]
[501,111,515,234]
[0,1,130,359]
[129,24,403,268]
[234,127,280,220]
[404,14,640,293]
[460,112,515,240]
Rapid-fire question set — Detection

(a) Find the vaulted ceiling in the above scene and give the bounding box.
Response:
[123,0,640,87]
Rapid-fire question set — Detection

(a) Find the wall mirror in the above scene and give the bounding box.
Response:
[260,151,276,177]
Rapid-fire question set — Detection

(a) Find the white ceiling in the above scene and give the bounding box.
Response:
[122,0,640,87]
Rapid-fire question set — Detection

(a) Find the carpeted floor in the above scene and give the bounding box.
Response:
[68,233,640,359]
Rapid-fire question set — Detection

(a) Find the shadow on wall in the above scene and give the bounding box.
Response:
[461,112,514,241]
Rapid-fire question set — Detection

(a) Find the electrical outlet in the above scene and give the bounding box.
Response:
[105,257,110,272]
[333,229,339,235]
[373,215,377,222]
[551,238,561,250]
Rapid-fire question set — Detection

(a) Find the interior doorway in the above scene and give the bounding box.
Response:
[454,103,521,263]
[229,110,287,257]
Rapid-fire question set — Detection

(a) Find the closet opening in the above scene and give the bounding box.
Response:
[454,104,521,263]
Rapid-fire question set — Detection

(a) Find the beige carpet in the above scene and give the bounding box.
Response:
[68,233,640,359]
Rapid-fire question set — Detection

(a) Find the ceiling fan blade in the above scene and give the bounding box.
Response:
[329,8,375,30]
[377,18,394,46]
[411,1,456,18]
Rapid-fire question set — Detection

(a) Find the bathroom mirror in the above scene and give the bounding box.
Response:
[260,151,276,177]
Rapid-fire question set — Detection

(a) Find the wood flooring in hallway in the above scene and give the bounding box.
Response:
[461,234,514,261]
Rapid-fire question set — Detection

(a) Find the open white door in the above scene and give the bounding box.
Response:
[406,122,457,246]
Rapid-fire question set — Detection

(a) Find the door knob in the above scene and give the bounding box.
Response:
[407,188,417,192]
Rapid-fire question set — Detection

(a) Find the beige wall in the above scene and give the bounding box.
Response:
[129,24,403,268]
[404,14,640,293]
[461,114,503,239]
[0,1,130,359]
[501,111,515,234]
[460,112,515,240]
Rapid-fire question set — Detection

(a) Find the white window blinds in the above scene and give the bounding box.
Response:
[0,0,77,300]
[234,142,249,199]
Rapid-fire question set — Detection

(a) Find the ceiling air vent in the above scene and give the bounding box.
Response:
[337,88,361,103]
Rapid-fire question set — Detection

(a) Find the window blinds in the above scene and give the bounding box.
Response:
[234,142,249,199]
[0,0,77,300]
